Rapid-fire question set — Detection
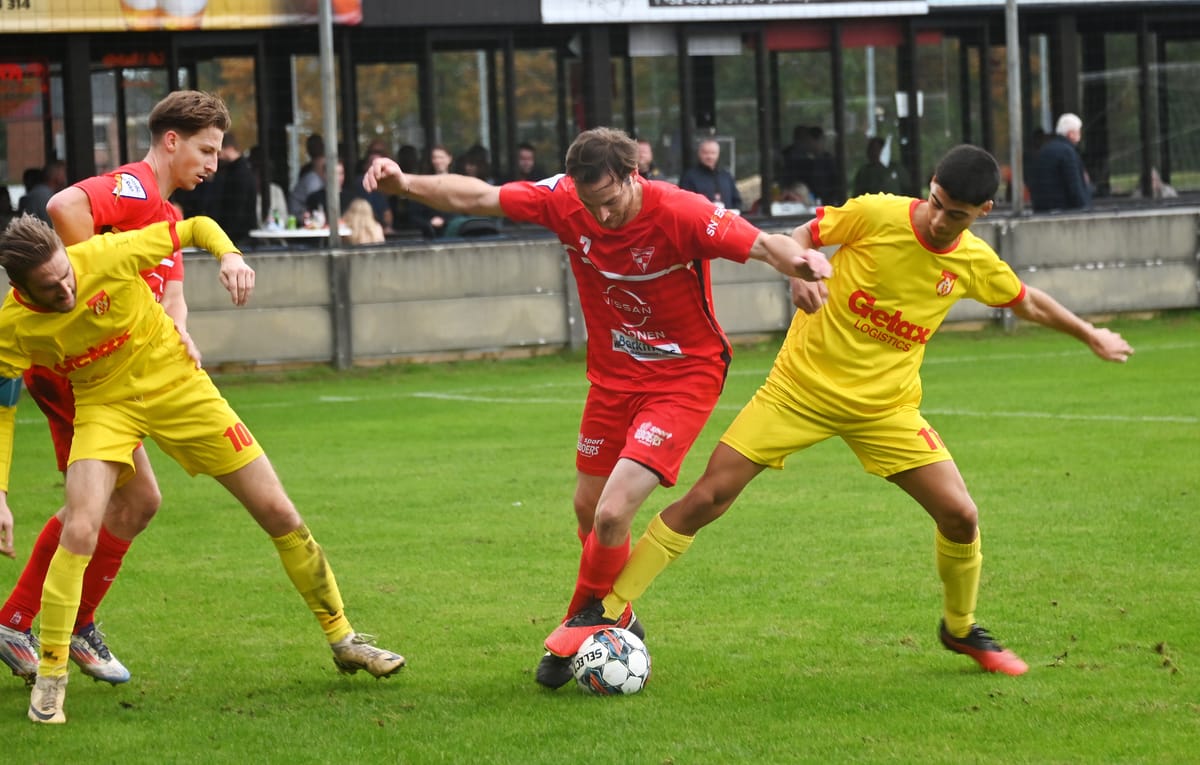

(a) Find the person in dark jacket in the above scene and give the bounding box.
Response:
[679,138,742,210]
[208,133,259,247]
[1029,113,1091,212]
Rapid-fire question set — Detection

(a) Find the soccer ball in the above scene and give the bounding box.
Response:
[572,627,651,696]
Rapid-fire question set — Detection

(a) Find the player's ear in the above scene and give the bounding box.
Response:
[979,199,994,216]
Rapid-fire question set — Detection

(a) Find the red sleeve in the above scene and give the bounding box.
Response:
[662,185,758,264]
[75,164,169,233]
[806,207,827,248]
[498,175,565,227]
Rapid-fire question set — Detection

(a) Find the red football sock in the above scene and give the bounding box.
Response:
[74,525,132,632]
[564,531,631,619]
[0,515,63,632]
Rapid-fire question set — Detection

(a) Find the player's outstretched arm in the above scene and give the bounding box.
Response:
[1011,285,1134,363]
[362,157,504,217]
[176,216,255,307]
[750,231,832,282]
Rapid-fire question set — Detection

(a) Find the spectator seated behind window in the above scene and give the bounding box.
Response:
[679,138,742,210]
[304,160,349,225]
[343,197,385,244]
[406,144,458,237]
[781,125,841,205]
[289,133,326,217]
[852,137,909,197]
[636,138,664,180]
[1029,113,1092,212]
[504,142,548,183]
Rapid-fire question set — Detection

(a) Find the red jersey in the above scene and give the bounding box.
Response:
[76,160,184,300]
[23,160,185,471]
[500,175,760,394]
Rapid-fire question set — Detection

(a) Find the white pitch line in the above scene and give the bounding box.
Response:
[13,339,1195,426]
[922,408,1197,424]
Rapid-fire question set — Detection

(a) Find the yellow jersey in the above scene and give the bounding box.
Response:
[773,194,1024,417]
[0,217,238,488]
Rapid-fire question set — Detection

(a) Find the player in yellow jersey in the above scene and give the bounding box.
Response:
[587,144,1134,676]
[0,215,404,724]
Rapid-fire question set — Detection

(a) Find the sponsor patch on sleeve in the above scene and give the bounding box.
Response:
[112,173,148,200]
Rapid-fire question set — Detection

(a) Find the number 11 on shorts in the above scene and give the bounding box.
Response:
[917,427,944,451]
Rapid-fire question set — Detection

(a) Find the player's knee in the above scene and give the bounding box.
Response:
[593,503,635,544]
[105,485,161,536]
[248,497,303,537]
[940,501,978,540]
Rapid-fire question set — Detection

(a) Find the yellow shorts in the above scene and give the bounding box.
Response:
[70,369,265,482]
[720,375,953,478]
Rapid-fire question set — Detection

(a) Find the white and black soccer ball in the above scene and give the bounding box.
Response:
[572,627,651,696]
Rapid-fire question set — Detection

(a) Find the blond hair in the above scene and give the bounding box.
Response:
[344,198,384,245]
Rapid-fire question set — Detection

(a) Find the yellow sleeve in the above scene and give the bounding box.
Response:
[0,404,15,493]
[175,216,241,260]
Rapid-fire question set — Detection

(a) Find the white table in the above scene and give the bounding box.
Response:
[249,226,352,246]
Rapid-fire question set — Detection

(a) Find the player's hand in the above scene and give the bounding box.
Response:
[177,326,202,369]
[218,252,256,306]
[791,248,832,281]
[791,277,828,313]
[0,493,15,559]
[1089,327,1135,363]
[363,157,407,196]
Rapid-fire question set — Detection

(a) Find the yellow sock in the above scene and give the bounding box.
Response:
[602,514,694,617]
[935,529,981,638]
[272,525,352,644]
[40,546,91,677]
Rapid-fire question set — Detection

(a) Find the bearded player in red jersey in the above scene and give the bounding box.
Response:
[364,126,832,688]
[0,90,228,685]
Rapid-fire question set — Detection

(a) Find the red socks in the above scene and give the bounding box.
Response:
[75,526,132,631]
[0,516,64,631]
[0,516,131,633]
[564,531,630,619]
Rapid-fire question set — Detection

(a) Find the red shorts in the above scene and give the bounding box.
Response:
[23,365,75,473]
[575,385,720,488]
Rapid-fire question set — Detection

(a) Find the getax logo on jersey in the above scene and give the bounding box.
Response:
[848,289,932,345]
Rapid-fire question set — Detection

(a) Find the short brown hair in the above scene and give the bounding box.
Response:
[148,90,231,142]
[0,214,63,288]
[565,127,638,185]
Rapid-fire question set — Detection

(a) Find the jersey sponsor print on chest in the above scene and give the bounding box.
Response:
[848,289,932,351]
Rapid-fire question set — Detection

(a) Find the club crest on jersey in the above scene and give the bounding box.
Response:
[111,173,148,201]
[936,270,958,297]
[630,247,654,272]
[86,291,111,316]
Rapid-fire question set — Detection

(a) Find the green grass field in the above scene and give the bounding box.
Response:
[4,311,1198,764]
